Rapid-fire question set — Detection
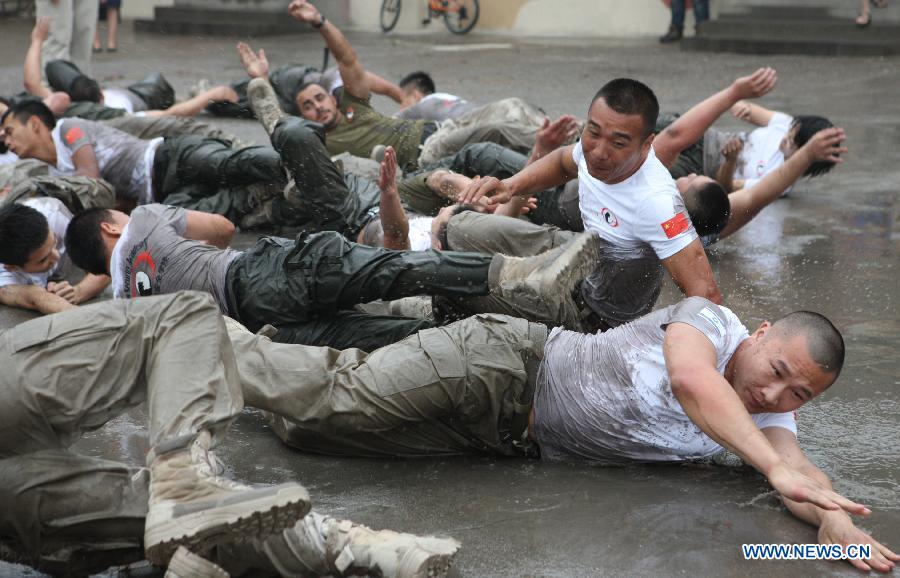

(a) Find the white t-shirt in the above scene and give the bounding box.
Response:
[0,151,18,166]
[407,216,434,251]
[738,112,794,190]
[102,88,135,114]
[533,297,797,463]
[0,197,72,288]
[573,144,698,326]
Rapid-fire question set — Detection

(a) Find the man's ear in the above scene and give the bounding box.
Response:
[99,220,121,236]
[642,131,656,152]
[752,320,772,342]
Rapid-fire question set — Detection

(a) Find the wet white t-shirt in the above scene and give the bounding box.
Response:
[738,112,794,190]
[407,216,434,251]
[0,197,72,288]
[0,151,18,165]
[533,297,797,463]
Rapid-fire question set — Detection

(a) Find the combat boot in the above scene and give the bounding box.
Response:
[325,519,460,578]
[164,546,229,578]
[144,431,311,566]
[490,232,599,331]
[247,77,287,136]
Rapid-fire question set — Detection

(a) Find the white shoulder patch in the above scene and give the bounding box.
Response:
[698,306,725,338]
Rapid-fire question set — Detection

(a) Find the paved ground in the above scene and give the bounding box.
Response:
[0,16,899,577]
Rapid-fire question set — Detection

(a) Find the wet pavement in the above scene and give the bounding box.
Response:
[0,17,898,577]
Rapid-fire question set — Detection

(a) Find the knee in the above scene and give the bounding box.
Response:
[272,116,326,151]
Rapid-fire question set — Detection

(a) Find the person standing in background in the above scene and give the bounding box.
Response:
[35,0,98,73]
[93,0,120,52]
[660,0,709,43]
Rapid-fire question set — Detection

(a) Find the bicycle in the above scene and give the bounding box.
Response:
[380,0,480,35]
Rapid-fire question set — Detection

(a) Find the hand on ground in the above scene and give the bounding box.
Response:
[818,515,899,573]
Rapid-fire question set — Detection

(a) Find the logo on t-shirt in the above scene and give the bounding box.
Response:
[661,212,690,239]
[600,207,619,228]
[64,126,84,145]
[697,306,725,337]
[346,107,354,122]
[131,251,157,297]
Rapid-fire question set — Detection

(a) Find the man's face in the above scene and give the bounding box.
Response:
[1,115,47,159]
[779,125,800,159]
[675,173,716,195]
[16,230,60,274]
[580,98,653,184]
[295,85,340,129]
[730,325,834,414]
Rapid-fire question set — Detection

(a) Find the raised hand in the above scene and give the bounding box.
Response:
[720,137,744,161]
[288,0,321,24]
[236,42,269,79]
[31,16,50,43]
[379,146,398,196]
[534,114,581,157]
[459,175,514,207]
[767,461,870,516]
[732,67,778,100]
[804,127,847,164]
[731,100,752,122]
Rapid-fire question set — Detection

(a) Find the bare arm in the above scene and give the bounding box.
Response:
[714,137,743,193]
[0,284,74,314]
[719,127,846,240]
[288,0,369,100]
[183,210,235,249]
[664,322,869,515]
[377,146,410,250]
[72,273,110,303]
[655,67,778,168]
[731,100,776,127]
[71,145,101,179]
[765,427,899,573]
[24,18,52,99]
[660,239,722,304]
[366,72,403,104]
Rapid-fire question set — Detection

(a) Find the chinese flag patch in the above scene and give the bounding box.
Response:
[661,212,690,239]
[64,126,84,145]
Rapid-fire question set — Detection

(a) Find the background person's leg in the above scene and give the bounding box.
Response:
[70,0,99,73]
[272,311,434,351]
[36,0,74,66]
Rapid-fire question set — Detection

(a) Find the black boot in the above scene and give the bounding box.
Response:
[659,26,683,43]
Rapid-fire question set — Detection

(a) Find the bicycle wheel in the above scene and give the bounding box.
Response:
[380,0,402,32]
[443,0,479,34]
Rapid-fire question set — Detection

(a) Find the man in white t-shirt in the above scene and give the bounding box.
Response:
[0,197,108,313]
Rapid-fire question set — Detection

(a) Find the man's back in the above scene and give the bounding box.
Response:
[111,204,240,312]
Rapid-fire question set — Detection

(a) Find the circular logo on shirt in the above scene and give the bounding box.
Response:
[600,207,619,228]
[131,252,157,297]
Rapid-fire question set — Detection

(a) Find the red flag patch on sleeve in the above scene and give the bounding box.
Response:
[661,212,690,239]
[64,126,85,145]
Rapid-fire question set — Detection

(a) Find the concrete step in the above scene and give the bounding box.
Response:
[134,5,309,36]
[683,35,900,56]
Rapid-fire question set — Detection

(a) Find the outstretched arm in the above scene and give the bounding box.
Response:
[366,71,403,103]
[0,284,74,314]
[765,427,898,573]
[288,0,370,101]
[377,146,410,250]
[24,17,53,99]
[47,273,110,304]
[661,240,722,304]
[731,99,777,127]
[715,137,743,193]
[719,127,846,240]
[664,322,870,516]
[655,67,778,167]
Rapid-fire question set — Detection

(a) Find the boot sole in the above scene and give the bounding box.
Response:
[398,536,461,578]
[534,232,599,329]
[145,483,310,566]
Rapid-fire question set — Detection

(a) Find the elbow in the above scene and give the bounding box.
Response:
[216,218,236,247]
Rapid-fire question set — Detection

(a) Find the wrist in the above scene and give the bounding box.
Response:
[312,14,325,28]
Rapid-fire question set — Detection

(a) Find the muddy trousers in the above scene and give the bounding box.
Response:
[225,231,500,350]
[0,451,404,577]
[226,313,548,458]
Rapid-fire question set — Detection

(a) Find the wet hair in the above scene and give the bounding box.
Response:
[436,203,478,250]
[771,311,845,380]
[65,208,115,275]
[295,81,328,99]
[682,180,731,237]
[69,76,102,103]
[791,115,837,178]
[399,71,436,96]
[5,100,56,130]
[591,78,659,139]
[0,203,51,266]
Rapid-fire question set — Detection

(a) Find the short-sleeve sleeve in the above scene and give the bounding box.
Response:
[0,265,32,288]
[58,119,91,155]
[661,296,731,353]
[767,112,794,133]
[132,204,188,236]
[571,142,584,166]
[753,411,797,435]
[634,192,698,260]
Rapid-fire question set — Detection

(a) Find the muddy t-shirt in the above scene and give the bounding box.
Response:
[395,93,478,122]
[326,89,427,170]
[51,118,161,205]
[110,204,241,313]
[533,297,797,464]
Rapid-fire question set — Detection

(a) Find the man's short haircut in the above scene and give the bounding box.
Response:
[69,76,102,103]
[399,71,436,95]
[771,311,845,379]
[5,100,56,130]
[682,180,730,237]
[591,78,660,139]
[792,115,836,178]
[436,203,478,250]
[65,208,114,275]
[295,81,328,99]
[0,203,50,266]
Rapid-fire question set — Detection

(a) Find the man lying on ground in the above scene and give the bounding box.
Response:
[0,291,458,578]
